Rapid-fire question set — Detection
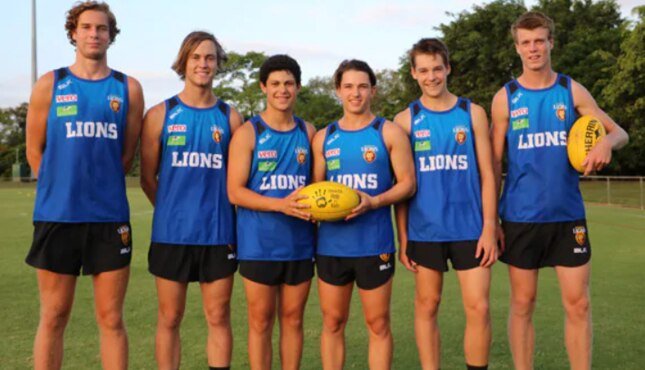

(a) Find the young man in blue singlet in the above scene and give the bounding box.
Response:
[490,12,629,370]
[24,2,143,369]
[311,59,416,370]
[393,38,497,370]
[140,31,242,370]
[227,54,317,370]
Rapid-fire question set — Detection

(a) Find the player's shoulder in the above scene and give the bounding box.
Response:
[144,101,166,122]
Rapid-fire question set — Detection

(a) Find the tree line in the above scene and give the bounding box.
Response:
[1,0,643,176]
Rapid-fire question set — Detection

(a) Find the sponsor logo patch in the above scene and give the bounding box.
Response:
[326,133,340,145]
[56,105,77,117]
[117,225,130,246]
[512,118,529,131]
[56,94,78,103]
[258,161,277,172]
[168,124,187,133]
[327,159,340,171]
[415,129,430,138]
[511,107,528,118]
[415,140,432,152]
[57,79,72,90]
[169,107,183,120]
[258,150,278,159]
[413,114,425,126]
[167,135,186,146]
[259,133,272,145]
[325,148,341,158]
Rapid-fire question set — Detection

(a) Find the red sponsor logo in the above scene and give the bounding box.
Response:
[510,107,528,118]
[56,94,78,103]
[325,148,340,157]
[168,124,187,133]
[415,129,430,138]
[258,150,278,159]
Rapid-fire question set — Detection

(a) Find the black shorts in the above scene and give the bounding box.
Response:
[148,243,237,283]
[239,259,314,286]
[500,219,591,269]
[316,253,395,290]
[26,222,132,276]
[407,240,481,272]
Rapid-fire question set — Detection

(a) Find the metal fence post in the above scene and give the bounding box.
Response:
[607,177,611,205]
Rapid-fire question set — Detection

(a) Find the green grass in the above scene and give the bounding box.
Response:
[1,184,643,369]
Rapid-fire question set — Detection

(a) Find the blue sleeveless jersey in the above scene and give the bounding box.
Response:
[151,96,236,245]
[34,68,129,222]
[236,115,315,261]
[317,117,395,257]
[500,74,585,222]
[407,98,483,242]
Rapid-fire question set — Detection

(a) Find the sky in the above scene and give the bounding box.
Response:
[0,0,640,108]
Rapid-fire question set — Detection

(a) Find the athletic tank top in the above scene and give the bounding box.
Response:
[236,115,315,261]
[151,96,236,245]
[407,98,483,242]
[33,67,129,222]
[317,117,395,257]
[500,74,585,222]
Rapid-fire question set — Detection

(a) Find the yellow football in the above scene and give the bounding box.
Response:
[298,181,360,221]
[567,115,606,173]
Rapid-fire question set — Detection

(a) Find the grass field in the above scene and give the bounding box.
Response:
[1,183,644,369]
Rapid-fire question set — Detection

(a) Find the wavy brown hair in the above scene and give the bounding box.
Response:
[172,31,227,80]
[65,1,120,46]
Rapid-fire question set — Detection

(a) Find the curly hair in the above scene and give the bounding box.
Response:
[65,1,120,46]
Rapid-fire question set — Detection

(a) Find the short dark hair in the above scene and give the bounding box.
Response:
[511,11,555,42]
[65,1,120,46]
[333,59,377,88]
[409,38,450,68]
[259,55,302,86]
[171,31,227,80]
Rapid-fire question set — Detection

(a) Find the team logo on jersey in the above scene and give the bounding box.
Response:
[168,124,187,133]
[211,125,223,143]
[573,226,586,246]
[326,132,340,145]
[56,94,78,103]
[117,225,130,246]
[554,103,567,121]
[511,92,523,104]
[413,113,425,126]
[325,148,340,158]
[258,150,278,159]
[295,147,308,165]
[511,107,528,118]
[379,253,391,262]
[107,95,123,113]
[415,129,430,139]
[57,79,72,90]
[167,135,186,146]
[259,133,272,145]
[361,145,378,163]
[454,126,468,145]
[56,105,78,117]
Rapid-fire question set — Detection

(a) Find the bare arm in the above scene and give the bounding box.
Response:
[25,72,54,178]
[392,108,412,135]
[490,88,509,251]
[122,77,144,173]
[347,121,416,220]
[311,129,327,182]
[471,103,498,266]
[227,122,310,220]
[139,103,164,206]
[571,80,629,175]
[228,106,243,134]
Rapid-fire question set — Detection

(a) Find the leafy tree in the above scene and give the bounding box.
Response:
[295,76,342,129]
[0,103,28,177]
[372,69,408,120]
[212,51,267,119]
[601,6,645,174]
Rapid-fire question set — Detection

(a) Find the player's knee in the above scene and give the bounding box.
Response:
[365,315,391,338]
[415,293,441,317]
[249,314,274,335]
[322,312,348,334]
[204,304,230,329]
[464,299,490,322]
[563,295,590,321]
[96,309,125,331]
[280,308,304,330]
[40,306,72,332]
[158,307,185,330]
[510,295,536,317]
